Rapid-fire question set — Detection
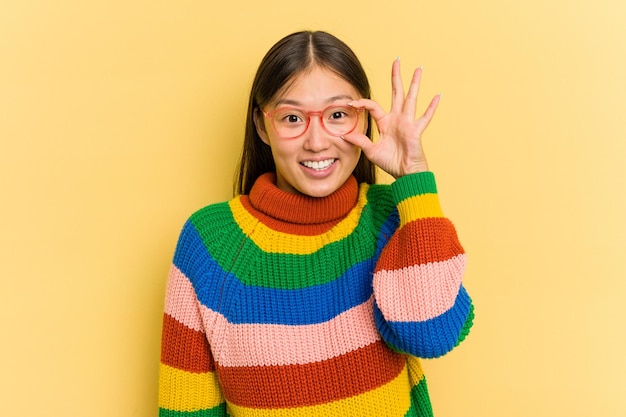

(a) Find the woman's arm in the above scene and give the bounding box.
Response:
[344,59,473,357]
[159,223,227,416]
[372,172,474,358]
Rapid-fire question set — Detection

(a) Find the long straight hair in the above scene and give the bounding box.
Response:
[234,31,376,196]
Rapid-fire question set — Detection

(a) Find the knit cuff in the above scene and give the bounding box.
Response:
[391,171,438,205]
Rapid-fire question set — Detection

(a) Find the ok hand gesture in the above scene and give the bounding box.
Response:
[342,59,440,178]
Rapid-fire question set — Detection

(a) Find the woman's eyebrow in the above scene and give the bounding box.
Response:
[274,95,355,107]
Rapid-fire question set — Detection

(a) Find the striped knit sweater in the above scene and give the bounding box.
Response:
[159,171,474,417]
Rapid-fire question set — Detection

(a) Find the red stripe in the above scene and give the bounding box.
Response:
[239,197,342,236]
[376,217,465,271]
[215,340,405,408]
[160,313,214,372]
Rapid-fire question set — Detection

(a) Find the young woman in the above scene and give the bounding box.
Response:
[159,30,474,417]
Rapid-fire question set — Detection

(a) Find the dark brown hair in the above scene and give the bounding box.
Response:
[234,30,376,195]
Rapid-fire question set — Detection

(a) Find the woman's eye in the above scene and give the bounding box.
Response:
[330,111,346,120]
[276,112,304,124]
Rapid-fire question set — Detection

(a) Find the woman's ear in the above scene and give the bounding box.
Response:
[253,108,270,145]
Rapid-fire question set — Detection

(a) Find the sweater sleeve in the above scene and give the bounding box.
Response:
[372,172,474,358]
[158,223,227,416]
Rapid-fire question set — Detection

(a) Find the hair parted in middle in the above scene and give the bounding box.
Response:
[235,30,376,196]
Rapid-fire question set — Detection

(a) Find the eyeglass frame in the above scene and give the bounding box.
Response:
[260,103,366,140]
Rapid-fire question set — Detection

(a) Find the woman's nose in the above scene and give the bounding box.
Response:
[303,116,331,151]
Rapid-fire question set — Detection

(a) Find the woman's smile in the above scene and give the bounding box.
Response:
[300,158,336,171]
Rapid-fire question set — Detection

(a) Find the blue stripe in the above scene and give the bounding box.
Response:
[374,286,472,358]
[173,221,378,325]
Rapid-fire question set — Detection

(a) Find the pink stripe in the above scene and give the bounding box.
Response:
[202,297,382,367]
[164,265,205,333]
[373,254,466,322]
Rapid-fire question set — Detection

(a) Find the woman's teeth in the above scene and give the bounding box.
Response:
[301,159,335,170]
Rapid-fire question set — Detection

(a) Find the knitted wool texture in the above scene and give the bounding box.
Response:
[159,171,474,417]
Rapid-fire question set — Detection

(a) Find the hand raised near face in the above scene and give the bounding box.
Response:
[341,59,440,178]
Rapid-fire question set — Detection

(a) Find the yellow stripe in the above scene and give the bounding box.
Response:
[158,364,224,411]
[227,363,411,417]
[406,356,426,388]
[397,193,443,227]
[229,187,369,255]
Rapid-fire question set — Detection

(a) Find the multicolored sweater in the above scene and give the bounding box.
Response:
[159,171,474,417]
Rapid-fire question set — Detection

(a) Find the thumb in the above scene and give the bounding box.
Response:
[340,132,375,156]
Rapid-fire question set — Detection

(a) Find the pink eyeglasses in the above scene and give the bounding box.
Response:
[262,103,365,139]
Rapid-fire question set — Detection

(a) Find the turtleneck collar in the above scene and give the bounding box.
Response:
[247,173,359,225]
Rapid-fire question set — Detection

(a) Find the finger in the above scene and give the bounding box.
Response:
[418,93,441,130]
[390,58,405,113]
[340,131,375,155]
[404,66,423,117]
[348,98,387,123]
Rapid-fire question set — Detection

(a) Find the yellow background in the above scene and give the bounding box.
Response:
[1,0,625,416]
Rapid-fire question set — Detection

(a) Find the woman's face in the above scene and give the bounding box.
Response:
[254,66,366,197]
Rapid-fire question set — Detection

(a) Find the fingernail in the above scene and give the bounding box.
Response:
[396,56,400,61]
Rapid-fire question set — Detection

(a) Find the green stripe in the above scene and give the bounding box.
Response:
[159,403,227,417]
[455,300,475,347]
[404,376,434,417]
[391,171,438,204]
[188,187,396,289]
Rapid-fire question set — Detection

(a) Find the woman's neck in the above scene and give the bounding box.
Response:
[247,173,359,225]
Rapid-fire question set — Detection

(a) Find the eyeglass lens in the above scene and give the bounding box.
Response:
[271,106,359,138]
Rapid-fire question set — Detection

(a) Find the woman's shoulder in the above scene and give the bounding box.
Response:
[361,182,395,211]
[356,182,399,231]
[171,197,244,282]
[178,196,241,241]
[188,198,234,223]
[364,172,439,209]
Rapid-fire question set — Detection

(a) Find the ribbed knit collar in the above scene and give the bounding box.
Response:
[248,173,359,225]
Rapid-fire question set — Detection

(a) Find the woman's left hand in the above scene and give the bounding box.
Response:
[342,59,440,178]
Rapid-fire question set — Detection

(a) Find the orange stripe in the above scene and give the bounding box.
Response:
[239,196,342,236]
[160,313,214,372]
[375,217,465,270]
[216,340,405,408]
